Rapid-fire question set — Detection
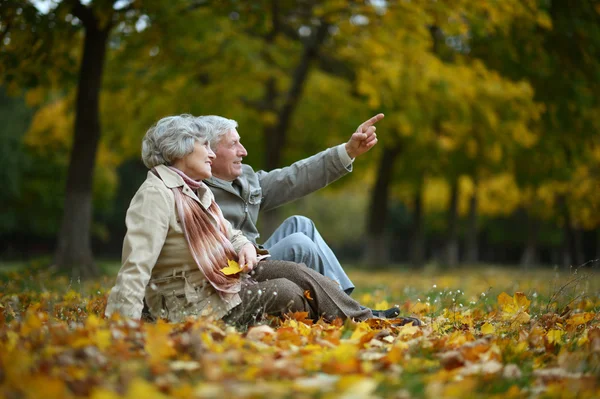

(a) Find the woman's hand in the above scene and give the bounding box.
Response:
[238,243,258,272]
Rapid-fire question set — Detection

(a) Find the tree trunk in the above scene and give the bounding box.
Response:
[520,209,539,269]
[444,177,460,267]
[410,180,426,268]
[260,21,329,235]
[574,227,584,267]
[464,179,478,264]
[54,15,111,278]
[363,145,402,266]
[596,228,600,261]
[264,22,329,171]
[557,195,578,269]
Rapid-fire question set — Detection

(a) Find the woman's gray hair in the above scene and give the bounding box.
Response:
[198,115,238,149]
[141,114,213,169]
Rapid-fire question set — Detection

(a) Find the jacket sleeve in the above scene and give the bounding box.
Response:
[257,144,353,212]
[224,217,251,253]
[105,186,170,320]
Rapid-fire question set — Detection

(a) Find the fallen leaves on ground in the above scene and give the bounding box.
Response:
[1,266,599,398]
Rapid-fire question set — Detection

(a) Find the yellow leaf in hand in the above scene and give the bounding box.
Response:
[220,259,243,275]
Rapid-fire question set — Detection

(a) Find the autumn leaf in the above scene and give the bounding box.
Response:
[304,290,313,300]
[498,292,531,324]
[1,260,599,398]
[481,322,496,335]
[145,321,176,363]
[220,259,243,275]
[374,300,390,310]
[546,329,565,345]
[566,312,594,328]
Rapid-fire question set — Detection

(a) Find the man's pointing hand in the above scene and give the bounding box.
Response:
[345,113,384,159]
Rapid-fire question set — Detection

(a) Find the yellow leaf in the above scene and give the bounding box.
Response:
[411,301,431,314]
[350,323,372,341]
[498,292,531,323]
[481,322,495,335]
[20,311,43,336]
[566,312,594,327]
[220,259,243,275]
[513,292,531,310]
[86,314,101,329]
[125,378,168,399]
[512,312,531,325]
[304,290,313,301]
[497,292,512,306]
[5,331,19,351]
[337,375,377,396]
[398,324,420,338]
[374,300,390,310]
[23,375,70,399]
[145,321,176,362]
[547,329,564,345]
[90,387,121,399]
[94,329,112,351]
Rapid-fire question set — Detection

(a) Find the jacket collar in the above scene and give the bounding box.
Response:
[154,164,212,208]
[204,175,242,197]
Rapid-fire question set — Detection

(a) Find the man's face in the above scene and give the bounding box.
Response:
[211,128,248,181]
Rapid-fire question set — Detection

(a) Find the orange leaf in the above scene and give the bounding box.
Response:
[289,311,313,325]
[304,290,313,300]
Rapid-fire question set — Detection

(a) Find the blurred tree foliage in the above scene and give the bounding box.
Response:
[1,0,599,271]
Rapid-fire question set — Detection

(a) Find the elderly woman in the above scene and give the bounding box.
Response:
[105,114,373,325]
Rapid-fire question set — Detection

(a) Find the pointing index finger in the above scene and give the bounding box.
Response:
[360,113,385,131]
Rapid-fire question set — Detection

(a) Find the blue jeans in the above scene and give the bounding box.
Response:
[262,216,355,294]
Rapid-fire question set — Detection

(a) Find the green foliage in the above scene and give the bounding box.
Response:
[1,0,599,260]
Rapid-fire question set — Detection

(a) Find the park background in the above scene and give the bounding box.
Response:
[2,2,600,398]
[1,0,600,274]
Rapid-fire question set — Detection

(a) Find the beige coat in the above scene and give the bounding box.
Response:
[105,165,251,322]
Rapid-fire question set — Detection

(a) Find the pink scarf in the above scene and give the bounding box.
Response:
[156,167,242,302]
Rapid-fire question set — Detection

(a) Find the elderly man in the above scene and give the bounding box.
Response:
[202,114,403,318]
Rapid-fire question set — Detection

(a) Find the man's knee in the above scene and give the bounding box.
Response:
[283,232,318,263]
[282,215,315,233]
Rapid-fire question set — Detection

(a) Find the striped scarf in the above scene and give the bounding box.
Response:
[156,167,242,302]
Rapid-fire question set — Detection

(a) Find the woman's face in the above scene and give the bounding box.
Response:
[172,139,216,180]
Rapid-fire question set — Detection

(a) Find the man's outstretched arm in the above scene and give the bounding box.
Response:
[258,113,384,212]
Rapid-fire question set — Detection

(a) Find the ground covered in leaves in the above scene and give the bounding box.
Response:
[1,262,599,398]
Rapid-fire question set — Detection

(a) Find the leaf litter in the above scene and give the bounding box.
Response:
[0,265,599,398]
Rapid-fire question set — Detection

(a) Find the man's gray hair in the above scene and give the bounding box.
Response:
[141,114,214,169]
[198,115,238,149]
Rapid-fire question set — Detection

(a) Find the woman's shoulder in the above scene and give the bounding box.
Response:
[132,172,174,203]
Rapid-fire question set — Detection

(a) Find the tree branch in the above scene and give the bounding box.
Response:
[70,0,95,28]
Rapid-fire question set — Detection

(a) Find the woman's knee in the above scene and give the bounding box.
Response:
[264,278,307,314]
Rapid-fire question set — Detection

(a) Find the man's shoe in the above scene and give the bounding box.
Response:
[371,307,401,319]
